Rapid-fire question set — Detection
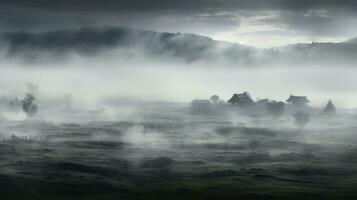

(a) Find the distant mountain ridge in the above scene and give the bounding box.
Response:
[0,26,356,66]
[0,27,260,65]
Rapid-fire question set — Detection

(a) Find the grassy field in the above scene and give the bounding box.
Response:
[1,105,357,200]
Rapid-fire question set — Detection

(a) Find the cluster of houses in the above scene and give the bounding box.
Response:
[191,92,336,117]
[226,92,311,108]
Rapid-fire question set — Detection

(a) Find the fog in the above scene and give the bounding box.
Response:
[1,57,357,109]
[1,27,357,200]
[2,0,357,198]
[0,27,356,110]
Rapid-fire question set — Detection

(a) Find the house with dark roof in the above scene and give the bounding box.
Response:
[286,95,310,106]
[228,92,255,106]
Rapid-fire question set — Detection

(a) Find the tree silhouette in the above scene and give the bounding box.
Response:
[22,93,37,118]
[323,100,336,115]
[210,95,220,104]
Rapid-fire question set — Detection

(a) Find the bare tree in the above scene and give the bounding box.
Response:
[22,93,37,118]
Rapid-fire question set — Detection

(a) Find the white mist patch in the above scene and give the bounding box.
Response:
[1,111,26,121]
[122,125,172,149]
[1,50,357,110]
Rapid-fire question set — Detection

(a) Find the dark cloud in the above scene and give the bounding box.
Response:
[0,0,357,45]
[1,0,357,12]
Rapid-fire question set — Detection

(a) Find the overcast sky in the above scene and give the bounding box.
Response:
[1,0,357,47]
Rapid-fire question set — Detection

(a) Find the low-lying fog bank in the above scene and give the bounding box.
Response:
[1,84,357,199]
[1,63,357,109]
[1,102,357,200]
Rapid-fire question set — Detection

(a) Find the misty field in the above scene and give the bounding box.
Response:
[1,103,357,200]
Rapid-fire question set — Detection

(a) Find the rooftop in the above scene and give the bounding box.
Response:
[286,95,310,104]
